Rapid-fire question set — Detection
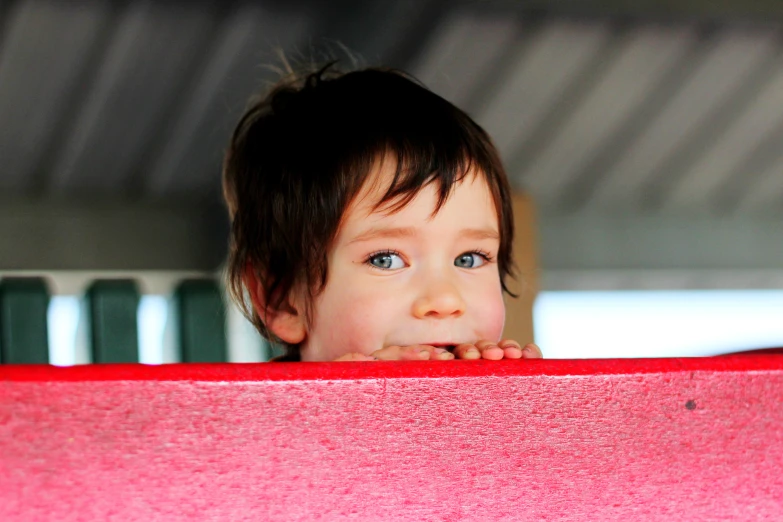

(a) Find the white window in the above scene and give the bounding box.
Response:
[534,290,783,358]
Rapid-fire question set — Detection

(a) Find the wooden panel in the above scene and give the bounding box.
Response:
[503,192,538,345]
[0,278,49,364]
[3,356,781,520]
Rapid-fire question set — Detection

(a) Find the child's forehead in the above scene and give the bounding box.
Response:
[351,159,403,212]
[347,158,489,219]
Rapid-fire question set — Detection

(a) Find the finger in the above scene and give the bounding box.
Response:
[333,353,377,362]
[520,343,543,359]
[371,346,405,361]
[475,339,504,360]
[453,343,480,360]
[498,339,524,359]
[372,345,451,361]
[434,348,455,360]
[402,345,453,361]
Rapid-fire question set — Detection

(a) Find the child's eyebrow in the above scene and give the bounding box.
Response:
[348,226,499,244]
[461,228,500,241]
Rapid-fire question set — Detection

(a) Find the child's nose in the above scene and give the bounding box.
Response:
[411,280,466,319]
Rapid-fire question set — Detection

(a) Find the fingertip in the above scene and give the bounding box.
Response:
[481,348,504,361]
[521,343,543,359]
[503,347,523,359]
[335,353,377,362]
[461,348,481,360]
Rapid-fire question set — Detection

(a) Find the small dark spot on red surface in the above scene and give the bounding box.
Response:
[685,400,697,410]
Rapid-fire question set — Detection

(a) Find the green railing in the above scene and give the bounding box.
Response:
[0,276,270,365]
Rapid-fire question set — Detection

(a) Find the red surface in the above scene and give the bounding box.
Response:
[2,357,783,520]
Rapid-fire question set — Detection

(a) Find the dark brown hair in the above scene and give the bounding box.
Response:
[223,64,515,354]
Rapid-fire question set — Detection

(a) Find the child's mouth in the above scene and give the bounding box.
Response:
[428,343,457,352]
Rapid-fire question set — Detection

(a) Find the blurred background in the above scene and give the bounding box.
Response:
[1,0,782,363]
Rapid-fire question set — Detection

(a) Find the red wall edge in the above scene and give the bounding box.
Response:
[2,357,783,520]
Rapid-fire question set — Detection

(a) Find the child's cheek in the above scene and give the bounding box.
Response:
[342,291,395,353]
[314,287,390,357]
[484,302,506,342]
[477,284,506,342]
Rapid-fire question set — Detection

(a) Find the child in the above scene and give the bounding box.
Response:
[222,63,542,362]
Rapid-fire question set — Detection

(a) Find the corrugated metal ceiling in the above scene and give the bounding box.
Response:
[413,13,783,217]
[2,0,782,215]
[0,0,781,278]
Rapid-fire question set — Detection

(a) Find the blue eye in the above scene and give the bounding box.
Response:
[367,251,406,270]
[454,252,488,268]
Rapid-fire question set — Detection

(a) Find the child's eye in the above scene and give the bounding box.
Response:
[366,251,406,270]
[454,251,491,268]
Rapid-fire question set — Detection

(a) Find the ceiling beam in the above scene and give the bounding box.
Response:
[0,199,227,271]
[539,212,783,271]
[3,197,781,278]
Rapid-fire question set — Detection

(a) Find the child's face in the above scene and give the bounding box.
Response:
[298,161,506,361]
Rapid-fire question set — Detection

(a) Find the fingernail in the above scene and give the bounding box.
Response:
[437,352,454,360]
[467,348,479,356]
[418,350,431,359]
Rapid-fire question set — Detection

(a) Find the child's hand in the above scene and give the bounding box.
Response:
[452,339,542,360]
[372,344,455,361]
[332,345,454,362]
[331,341,541,361]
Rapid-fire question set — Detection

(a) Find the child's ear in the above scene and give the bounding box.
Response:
[244,265,306,345]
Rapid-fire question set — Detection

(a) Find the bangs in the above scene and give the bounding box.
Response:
[324,69,502,217]
[371,137,486,217]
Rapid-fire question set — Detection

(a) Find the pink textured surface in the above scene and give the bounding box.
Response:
[2,357,783,521]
